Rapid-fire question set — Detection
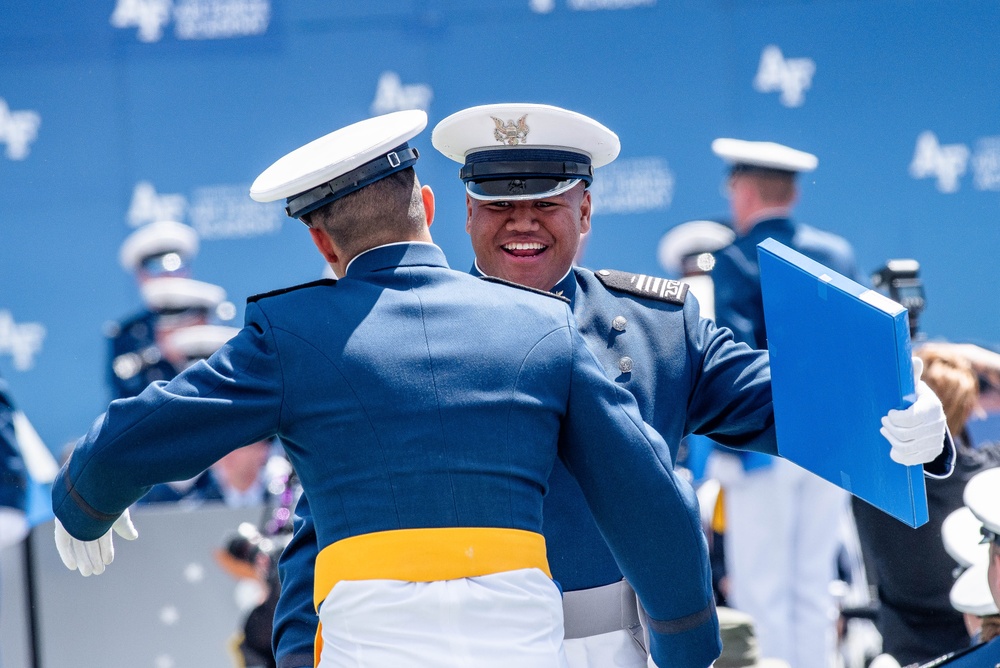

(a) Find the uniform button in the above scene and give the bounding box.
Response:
[618,356,634,374]
[598,269,611,276]
[612,316,627,332]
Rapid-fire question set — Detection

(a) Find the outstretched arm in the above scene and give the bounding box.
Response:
[558,322,719,668]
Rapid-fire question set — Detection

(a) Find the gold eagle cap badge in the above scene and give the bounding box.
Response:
[492,115,529,146]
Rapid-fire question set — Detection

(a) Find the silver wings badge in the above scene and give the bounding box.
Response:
[492,115,529,146]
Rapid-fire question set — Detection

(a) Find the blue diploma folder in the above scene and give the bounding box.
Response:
[758,238,928,528]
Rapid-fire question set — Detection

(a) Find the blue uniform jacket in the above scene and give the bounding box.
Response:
[53,243,721,668]
[273,258,777,667]
[711,217,859,471]
[712,217,862,351]
[106,308,182,400]
[0,376,28,513]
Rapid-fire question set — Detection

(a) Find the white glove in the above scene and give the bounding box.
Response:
[54,509,138,577]
[880,357,947,466]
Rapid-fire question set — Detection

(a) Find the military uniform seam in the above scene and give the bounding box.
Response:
[407,269,451,526]
[251,303,287,430]
[508,325,574,515]
[265,322,386,533]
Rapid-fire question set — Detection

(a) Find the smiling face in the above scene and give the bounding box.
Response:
[466,182,592,291]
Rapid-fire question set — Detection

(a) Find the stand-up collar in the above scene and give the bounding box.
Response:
[345,242,448,277]
[469,260,578,304]
[745,216,793,240]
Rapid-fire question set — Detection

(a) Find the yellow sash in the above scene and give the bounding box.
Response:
[311,527,551,667]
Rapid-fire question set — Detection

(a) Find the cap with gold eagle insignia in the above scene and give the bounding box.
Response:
[432,103,620,201]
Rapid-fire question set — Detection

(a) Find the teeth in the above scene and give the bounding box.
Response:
[503,242,546,250]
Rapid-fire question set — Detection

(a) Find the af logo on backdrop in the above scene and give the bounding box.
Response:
[0,98,41,161]
[753,45,816,108]
[909,130,1000,193]
[370,72,433,116]
[126,181,282,239]
[529,0,655,13]
[111,0,271,43]
[0,311,46,372]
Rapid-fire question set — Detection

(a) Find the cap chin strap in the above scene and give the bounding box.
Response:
[285,144,419,221]
[466,178,582,202]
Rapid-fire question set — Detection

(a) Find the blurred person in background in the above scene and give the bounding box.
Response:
[0,374,28,549]
[871,467,1000,666]
[853,345,1000,664]
[708,138,866,668]
[107,220,200,399]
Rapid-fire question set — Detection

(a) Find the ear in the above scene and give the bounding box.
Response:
[465,194,474,235]
[579,188,593,235]
[421,185,435,228]
[308,226,340,265]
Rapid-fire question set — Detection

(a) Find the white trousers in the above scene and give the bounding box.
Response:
[564,630,646,668]
[723,457,848,668]
[317,568,568,667]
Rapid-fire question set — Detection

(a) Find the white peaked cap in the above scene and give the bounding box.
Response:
[964,467,1000,537]
[950,562,1000,616]
[250,110,427,219]
[119,220,199,271]
[166,325,241,360]
[140,277,226,312]
[712,138,818,173]
[658,220,735,275]
[942,506,990,569]
[432,103,620,167]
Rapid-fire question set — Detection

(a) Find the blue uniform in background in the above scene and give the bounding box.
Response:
[710,215,861,668]
[106,309,181,400]
[0,375,28,519]
[273,260,776,667]
[54,243,722,667]
[712,216,862,350]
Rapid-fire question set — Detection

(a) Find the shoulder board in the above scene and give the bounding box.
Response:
[247,278,337,304]
[593,269,688,305]
[479,276,571,304]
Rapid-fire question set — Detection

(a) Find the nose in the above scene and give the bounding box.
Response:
[505,205,539,232]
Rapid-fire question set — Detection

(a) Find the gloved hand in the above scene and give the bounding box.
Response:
[880,357,947,466]
[54,509,138,577]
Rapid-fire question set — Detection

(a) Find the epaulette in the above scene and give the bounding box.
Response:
[247,278,337,304]
[593,269,688,305]
[479,276,571,304]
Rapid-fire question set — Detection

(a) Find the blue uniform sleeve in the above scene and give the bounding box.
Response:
[683,299,777,455]
[711,248,765,349]
[0,377,28,513]
[53,302,284,540]
[558,320,720,668]
[273,493,320,668]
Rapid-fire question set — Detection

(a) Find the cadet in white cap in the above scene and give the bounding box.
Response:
[108,276,228,398]
[118,219,199,279]
[426,106,947,668]
[106,220,203,399]
[965,467,1000,608]
[657,219,735,320]
[53,110,722,668]
[707,138,948,668]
